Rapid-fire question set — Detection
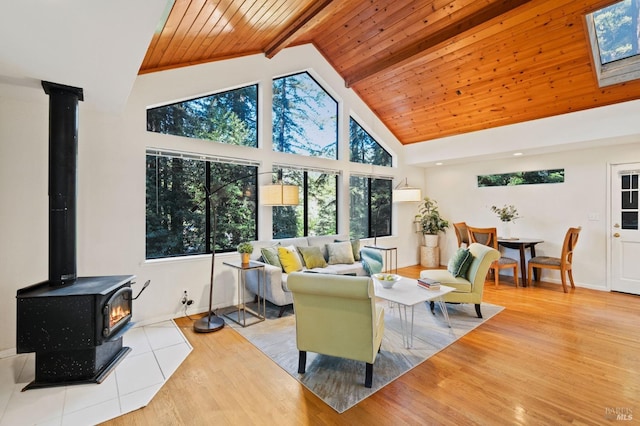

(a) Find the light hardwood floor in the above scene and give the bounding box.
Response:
[102,267,639,425]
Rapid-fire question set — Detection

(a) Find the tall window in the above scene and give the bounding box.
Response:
[146,151,258,259]
[272,72,338,159]
[349,176,392,239]
[586,0,640,86]
[147,85,258,147]
[273,168,338,238]
[349,118,392,166]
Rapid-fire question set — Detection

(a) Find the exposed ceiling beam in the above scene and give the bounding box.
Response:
[264,0,335,59]
[344,0,533,88]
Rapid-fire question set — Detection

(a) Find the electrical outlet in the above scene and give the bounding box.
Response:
[181,290,194,306]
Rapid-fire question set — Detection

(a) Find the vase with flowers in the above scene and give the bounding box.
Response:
[490,204,519,239]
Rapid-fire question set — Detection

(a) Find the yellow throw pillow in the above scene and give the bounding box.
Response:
[297,246,328,269]
[277,245,304,273]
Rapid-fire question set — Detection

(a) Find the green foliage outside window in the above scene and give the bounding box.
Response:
[349,176,392,239]
[146,154,257,259]
[349,118,392,166]
[272,72,337,159]
[272,169,337,238]
[477,169,564,187]
[146,85,258,147]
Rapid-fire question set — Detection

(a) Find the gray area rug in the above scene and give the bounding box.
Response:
[229,301,504,413]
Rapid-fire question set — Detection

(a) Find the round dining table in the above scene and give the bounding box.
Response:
[497,237,544,285]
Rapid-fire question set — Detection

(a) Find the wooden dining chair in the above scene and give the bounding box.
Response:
[467,226,519,287]
[453,222,469,247]
[527,227,581,293]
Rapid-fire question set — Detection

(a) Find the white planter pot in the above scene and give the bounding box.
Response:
[424,234,439,247]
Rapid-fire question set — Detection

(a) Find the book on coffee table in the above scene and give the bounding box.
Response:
[417,278,440,290]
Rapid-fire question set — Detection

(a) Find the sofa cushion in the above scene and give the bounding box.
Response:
[326,241,355,264]
[447,248,474,277]
[308,234,348,260]
[278,246,304,273]
[297,246,328,269]
[335,238,361,261]
[308,262,366,276]
[261,246,282,269]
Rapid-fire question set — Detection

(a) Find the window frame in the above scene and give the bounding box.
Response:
[349,117,392,167]
[272,167,339,238]
[349,175,393,240]
[146,84,259,147]
[145,150,259,260]
[585,4,640,87]
[272,71,339,159]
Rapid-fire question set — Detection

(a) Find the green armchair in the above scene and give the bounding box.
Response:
[287,272,384,388]
[420,243,500,318]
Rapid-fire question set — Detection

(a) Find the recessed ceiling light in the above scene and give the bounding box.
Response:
[513,152,523,156]
[435,162,443,166]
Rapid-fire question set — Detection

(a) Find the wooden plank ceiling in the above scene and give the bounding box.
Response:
[140,0,640,145]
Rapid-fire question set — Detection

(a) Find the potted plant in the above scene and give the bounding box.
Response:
[490,204,519,239]
[417,197,450,247]
[237,241,254,265]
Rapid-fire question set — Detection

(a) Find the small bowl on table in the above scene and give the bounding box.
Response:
[372,273,402,289]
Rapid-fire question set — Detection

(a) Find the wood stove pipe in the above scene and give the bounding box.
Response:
[42,81,84,286]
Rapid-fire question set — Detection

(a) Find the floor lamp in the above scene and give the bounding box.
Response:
[194,170,299,333]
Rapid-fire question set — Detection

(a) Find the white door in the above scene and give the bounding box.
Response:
[611,163,640,295]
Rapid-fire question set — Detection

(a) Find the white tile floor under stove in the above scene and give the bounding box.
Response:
[0,320,191,425]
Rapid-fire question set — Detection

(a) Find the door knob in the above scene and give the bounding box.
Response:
[613,233,620,238]
[614,223,620,228]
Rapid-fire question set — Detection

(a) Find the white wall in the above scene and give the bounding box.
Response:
[424,142,640,290]
[0,45,424,353]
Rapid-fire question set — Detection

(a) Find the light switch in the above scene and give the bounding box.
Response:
[588,213,599,221]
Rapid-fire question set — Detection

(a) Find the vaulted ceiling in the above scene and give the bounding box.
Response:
[141,0,639,145]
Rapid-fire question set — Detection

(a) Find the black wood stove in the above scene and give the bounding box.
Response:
[16,275,136,390]
[15,81,146,391]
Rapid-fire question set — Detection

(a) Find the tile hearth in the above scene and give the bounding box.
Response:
[0,320,191,426]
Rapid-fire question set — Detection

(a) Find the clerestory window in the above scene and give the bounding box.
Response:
[349,118,392,167]
[272,72,338,159]
[146,85,258,147]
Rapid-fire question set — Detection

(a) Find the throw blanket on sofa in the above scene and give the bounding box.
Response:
[360,247,383,275]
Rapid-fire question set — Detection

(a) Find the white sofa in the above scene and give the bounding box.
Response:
[244,235,371,316]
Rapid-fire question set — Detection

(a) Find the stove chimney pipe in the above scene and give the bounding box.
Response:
[42,81,84,286]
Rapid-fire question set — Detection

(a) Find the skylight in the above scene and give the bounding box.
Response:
[586,0,640,87]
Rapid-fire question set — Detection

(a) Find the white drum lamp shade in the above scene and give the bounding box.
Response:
[392,178,422,202]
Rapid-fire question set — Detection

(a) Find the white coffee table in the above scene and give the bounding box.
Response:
[374,277,455,348]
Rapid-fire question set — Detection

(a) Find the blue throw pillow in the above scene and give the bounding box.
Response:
[447,248,473,278]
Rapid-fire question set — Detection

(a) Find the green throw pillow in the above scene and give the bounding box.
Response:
[326,241,355,265]
[335,239,361,261]
[297,246,328,269]
[447,248,474,278]
[277,245,304,273]
[260,246,282,269]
